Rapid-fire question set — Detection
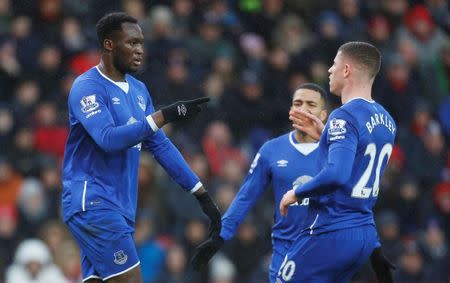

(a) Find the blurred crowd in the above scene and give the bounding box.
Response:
[0,0,449,282]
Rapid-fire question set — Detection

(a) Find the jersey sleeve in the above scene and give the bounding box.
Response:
[294,108,358,198]
[141,86,201,193]
[326,108,359,153]
[68,79,153,152]
[220,145,271,241]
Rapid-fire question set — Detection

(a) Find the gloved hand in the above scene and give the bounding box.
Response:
[191,192,222,271]
[370,247,396,283]
[191,235,224,271]
[195,192,221,238]
[161,97,210,123]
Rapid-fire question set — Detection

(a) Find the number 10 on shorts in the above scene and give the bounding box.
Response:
[277,255,296,282]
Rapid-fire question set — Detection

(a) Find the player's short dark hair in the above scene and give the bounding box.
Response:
[338,41,381,79]
[96,12,138,46]
[295,83,328,107]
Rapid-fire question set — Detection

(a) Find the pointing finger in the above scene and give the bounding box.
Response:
[191,97,210,105]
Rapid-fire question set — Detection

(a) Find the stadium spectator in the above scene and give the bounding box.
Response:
[375,54,421,126]
[0,105,14,154]
[17,178,49,238]
[0,157,22,207]
[337,0,366,41]
[53,239,82,283]
[432,182,450,239]
[396,4,448,65]
[201,120,246,178]
[366,15,394,56]
[156,242,199,283]
[5,238,69,283]
[0,204,19,279]
[33,102,68,160]
[394,238,429,282]
[418,219,450,282]
[134,211,165,283]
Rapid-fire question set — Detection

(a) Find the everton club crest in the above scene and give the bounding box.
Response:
[137,96,146,111]
[113,250,128,265]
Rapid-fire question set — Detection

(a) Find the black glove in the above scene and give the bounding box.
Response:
[370,247,396,283]
[195,192,221,238]
[191,192,223,271]
[161,97,210,123]
[191,235,224,271]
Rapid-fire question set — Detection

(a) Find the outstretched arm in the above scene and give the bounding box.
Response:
[142,93,211,192]
[145,134,222,268]
[70,81,156,152]
[147,97,210,130]
[220,153,271,240]
[192,149,271,270]
[280,146,355,216]
[281,109,359,216]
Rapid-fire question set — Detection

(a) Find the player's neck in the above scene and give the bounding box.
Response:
[295,130,316,143]
[98,60,126,82]
[340,81,373,104]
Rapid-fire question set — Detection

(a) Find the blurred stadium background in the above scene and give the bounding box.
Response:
[0,0,449,282]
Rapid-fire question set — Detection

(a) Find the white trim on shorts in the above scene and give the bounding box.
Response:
[103,261,141,281]
[82,274,102,282]
[82,261,141,282]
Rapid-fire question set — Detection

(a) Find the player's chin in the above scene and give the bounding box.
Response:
[329,82,339,95]
[329,84,335,93]
[127,64,141,74]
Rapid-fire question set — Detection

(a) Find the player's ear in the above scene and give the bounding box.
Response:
[344,64,351,78]
[320,109,328,123]
[104,39,113,52]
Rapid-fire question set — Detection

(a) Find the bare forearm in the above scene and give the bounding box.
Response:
[150,110,166,128]
[193,186,206,196]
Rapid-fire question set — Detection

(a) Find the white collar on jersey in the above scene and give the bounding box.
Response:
[289,131,319,156]
[95,66,129,94]
[344,97,375,104]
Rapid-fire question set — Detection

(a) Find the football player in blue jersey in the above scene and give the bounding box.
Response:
[279,42,396,282]
[190,83,329,281]
[61,13,221,283]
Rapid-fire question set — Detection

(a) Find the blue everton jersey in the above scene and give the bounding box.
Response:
[297,98,396,234]
[221,131,320,242]
[62,67,200,222]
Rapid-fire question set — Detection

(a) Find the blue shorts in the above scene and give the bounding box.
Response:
[276,225,378,283]
[270,239,292,283]
[66,209,140,282]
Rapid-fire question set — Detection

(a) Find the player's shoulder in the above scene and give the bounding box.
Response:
[68,68,109,110]
[331,98,378,123]
[340,97,372,113]
[75,66,100,81]
[72,67,107,91]
[326,102,363,138]
[125,74,147,90]
[329,104,356,123]
[373,101,395,122]
[342,98,395,125]
[259,132,291,153]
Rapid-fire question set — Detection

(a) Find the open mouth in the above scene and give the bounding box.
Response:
[133,56,143,66]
